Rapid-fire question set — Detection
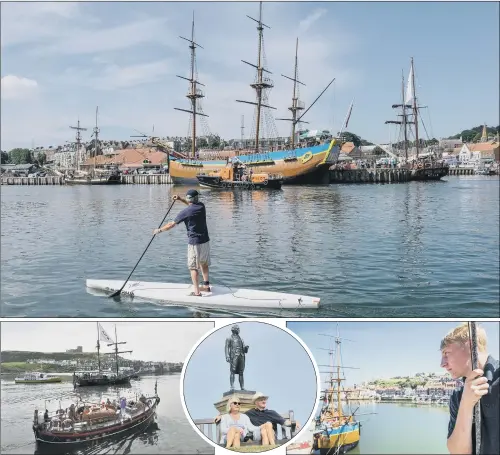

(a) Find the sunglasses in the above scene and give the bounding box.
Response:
[232,402,241,405]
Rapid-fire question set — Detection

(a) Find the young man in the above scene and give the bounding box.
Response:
[153,189,211,296]
[440,322,499,455]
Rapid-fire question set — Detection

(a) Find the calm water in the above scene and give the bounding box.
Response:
[0,374,213,454]
[290,401,450,454]
[1,176,498,318]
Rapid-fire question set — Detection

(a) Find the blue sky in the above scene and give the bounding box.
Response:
[287,321,500,386]
[1,1,498,151]
[183,322,318,424]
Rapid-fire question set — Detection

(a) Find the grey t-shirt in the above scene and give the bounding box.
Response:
[447,355,499,455]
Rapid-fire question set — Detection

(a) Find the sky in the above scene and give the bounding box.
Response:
[1,1,498,151]
[183,322,318,425]
[286,321,500,387]
[0,321,214,362]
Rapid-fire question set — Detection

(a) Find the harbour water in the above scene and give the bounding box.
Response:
[1,176,498,318]
[290,401,450,454]
[0,374,213,454]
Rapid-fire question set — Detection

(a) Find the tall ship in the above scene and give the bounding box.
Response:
[73,323,134,387]
[313,326,361,455]
[385,58,449,180]
[168,2,340,185]
[65,107,121,185]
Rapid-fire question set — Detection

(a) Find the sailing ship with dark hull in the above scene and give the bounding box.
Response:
[385,58,449,181]
[32,381,160,450]
[168,2,340,185]
[66,108,122,185]
[73,323,134,387]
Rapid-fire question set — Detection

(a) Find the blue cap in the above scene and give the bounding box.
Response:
[186,189,199,198]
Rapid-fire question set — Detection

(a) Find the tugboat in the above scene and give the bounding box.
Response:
[32,381,160,450]
[197,159,283,190]
[73,323,134,387]
[14,372,62,384]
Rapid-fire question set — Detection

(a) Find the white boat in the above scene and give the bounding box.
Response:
[86,279,320,310]
[15,372,62,384]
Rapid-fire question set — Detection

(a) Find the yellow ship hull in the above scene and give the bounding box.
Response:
[169,140,340,185]
[315,423,360,454]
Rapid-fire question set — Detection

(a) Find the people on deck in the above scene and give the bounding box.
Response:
[153,189,211,297]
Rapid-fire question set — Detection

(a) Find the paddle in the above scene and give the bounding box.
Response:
[109,199,176,299]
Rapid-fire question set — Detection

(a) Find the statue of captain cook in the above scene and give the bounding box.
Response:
[225,324,249,390]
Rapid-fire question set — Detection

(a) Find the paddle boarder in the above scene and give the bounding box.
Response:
[441,322,499,455]
[153,189,211,297]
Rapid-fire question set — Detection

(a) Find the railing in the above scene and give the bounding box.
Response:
[194,410,297,446]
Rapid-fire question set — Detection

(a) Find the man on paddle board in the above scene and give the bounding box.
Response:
[153,189,211,297]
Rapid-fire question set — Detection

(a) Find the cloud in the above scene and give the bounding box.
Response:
[299,8,327,33]
[1,75,38,100]
[0,2,361,150]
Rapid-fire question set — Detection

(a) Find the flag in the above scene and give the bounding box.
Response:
[98,323,114,343]
[404,62,414,105]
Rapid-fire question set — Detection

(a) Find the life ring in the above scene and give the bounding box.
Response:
[263,179,268,186]
[300,151,313,164]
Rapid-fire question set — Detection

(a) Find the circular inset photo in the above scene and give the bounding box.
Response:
[182,321,319,452]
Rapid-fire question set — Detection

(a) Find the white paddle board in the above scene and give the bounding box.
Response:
[86,279,320,310]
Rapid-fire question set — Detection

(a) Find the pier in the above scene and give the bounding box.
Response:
[448,167,475,175]
[121,174,172,184]
[329,168,411,183]
[1,176,65,185]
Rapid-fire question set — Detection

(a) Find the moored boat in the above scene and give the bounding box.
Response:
[196,160,283,189]
[73,323,133,387]
[313,326,362,455]
[14,372,62,384]
[169,2,340,185]
[32,382,160,449]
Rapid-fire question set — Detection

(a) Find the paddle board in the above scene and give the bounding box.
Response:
[86,279,320,310]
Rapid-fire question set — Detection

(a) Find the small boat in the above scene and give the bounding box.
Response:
[15,372,62,384]
[196,161,283,190]
[32,382,160,449]
[86,279,320,310]
[73,323,134,387]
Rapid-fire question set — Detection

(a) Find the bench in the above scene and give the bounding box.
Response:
[194,410,298,446]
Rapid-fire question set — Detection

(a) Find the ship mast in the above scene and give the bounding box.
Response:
[69,118,87,171]
[410,57,420,159]
[236,1,276,153]
[96,322,101,372]
[92,107,99,176]
[385,71,413,162]
[318,326,359,421]
[174,12,208,159]
[277,38,307,149]
[107,325,133,377]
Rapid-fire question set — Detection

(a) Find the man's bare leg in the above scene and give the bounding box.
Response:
[200,263,210,291]
[190,269,200,295]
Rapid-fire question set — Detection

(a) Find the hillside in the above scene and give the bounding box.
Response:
[446,125,499,142]
[0,350,95,363]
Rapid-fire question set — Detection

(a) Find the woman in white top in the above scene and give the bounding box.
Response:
[219,398,256,448]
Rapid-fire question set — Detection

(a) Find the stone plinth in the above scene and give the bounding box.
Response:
[214,389,256,414]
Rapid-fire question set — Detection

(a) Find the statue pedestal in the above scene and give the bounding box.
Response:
[214,389,257,414]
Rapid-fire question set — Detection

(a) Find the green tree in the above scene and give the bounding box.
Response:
[37,152,47,166]
[1,151,9,164]
[8,148,33,164]
[341,131,362,147]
